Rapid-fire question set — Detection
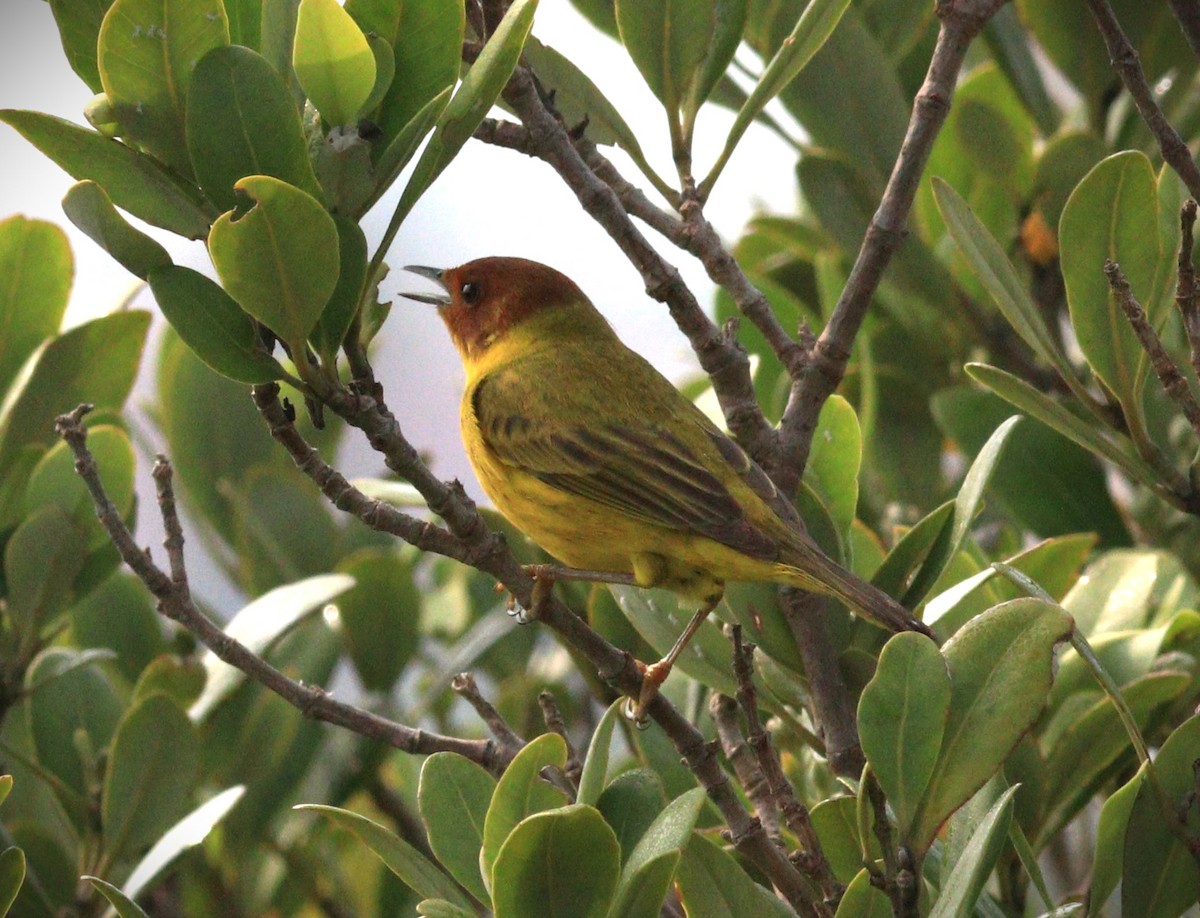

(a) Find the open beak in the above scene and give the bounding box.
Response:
[401,265,451,306]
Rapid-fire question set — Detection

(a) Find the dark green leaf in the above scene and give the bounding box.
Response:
[62,180,171,279]
[102,694,199,864]
[83,877,149,918]
[313,216,367,361]
[97,0,230,172]
[928,786,1018,918]
[676,832,794,917]
[871,501,954,600]
[4,506,86,636]
[49,0,115,92]
[418,752,495,905]
[834,869,892,916]
[597,769,667,866]
[0,847,24,915]
[981,4,1059,135]
[332,548,418,691]
[186,45,322,211]
[148,265,287,384]
[0,215,72,393]
[615,0,715,112]
[0,111,212,238]
[609,787,706,918]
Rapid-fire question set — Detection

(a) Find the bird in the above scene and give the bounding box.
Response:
[404,256,928,719]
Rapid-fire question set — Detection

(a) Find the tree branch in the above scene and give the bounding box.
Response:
[776,0,1010,495]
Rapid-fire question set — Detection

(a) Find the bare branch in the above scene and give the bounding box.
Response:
[54,405,507,773]
[538,690,583,787]
[1177,200,1200,380]
[710,692,781,838]
[776,0,1010,494]
[453,672,524,750]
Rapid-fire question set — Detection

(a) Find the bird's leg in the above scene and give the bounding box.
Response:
[506,564,639,622]
[630,595,720,723]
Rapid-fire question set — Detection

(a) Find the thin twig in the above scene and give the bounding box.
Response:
[710,693,781,838]
[1177,200,1200,381]
[1105,259,1200,445]
[865,771,915,917]
[54,405,508,773]
[728,626,843,912]
[1087,0,1200,201]
[538,690,583,787]
[452,672,524,750]
[776,0,1010,494]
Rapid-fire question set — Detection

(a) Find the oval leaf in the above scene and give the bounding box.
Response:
[609,787,707,918]
[62,180,171,279]
[0,215,71,393]
[208,175,340,348]
[418,751,496,905]
[615,0,715,112]
[294,0,376,126]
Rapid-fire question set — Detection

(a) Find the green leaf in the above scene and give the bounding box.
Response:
[1060,152,1161,416]
[312,216,367,361]
[188,573,355,721]
[187,45,323,211]
[615,0,715,113]
[910,599,1073,852]
[597,769,667,865]
[26,647,124,802]
[148,265,288,384]
[834,868,892,916]
[332,548,418,690]
[300,804,472,908]
[0,215,72,393]
[903,416,1020,607]
[261,0,304,105]
[858,632,950,840]
[480,733,569,892]
[928,786,1018,918]
[49,0,115,92]
[393,0,537,226]
[97,0,230,172]
[804,394,861,547]
[964,363,1162,492]
[62,180,171,279]
[608,787,706,918]
[132,655,206,709]
[294,0,376,126]
[705,0,852,193]
[676,832,795,917]
[609,586,737,697]
[208,175,341,349]
[1061,550,1162,636]
[417,902,476,918]
[0,110,212,238]
[811,797,882,885]
[871,501,954,600]
[1122,714,1200,916]
[981,4,1059,136]
[102,694,199,865]
[492,805,620,918]
[4,506,86,636]
[1088,766,1143,917]
[0,310,150,475]
[687,0,747,118]
[0,846,24,915]
[345,0,463,149]
[577,699,624,808]
[362,33,396,115]
[934,178,1074,382]
[83,877,149,918]
[418,752,496,905]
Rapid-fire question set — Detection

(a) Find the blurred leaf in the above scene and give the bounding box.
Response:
[1031,131,1107,232]
[597,769,667,866]
[0,215,71,393]
[84,877,148,918]
[418,752,495,904]
[188,573,355,721]
[687,0,746,119]
[148,265,287,384]
[362,33,396,115]
[0,110,212,238]
[615,0,714,113]
[209,175,340,349]
[1122,714,1200,915]
[301,804,472,908]
[0,310,150,475]
[49,0,115,91]
[26,647,124,802]
[417,902,476,918]
[834,868,891,916]
[345,0,464,151]
[910,599,1073,851]
[932,386,1127,544]
[481,733,568,892]
[0,846,23,915]
[576,699,624,808]
[981,4,1059,135]
[705,0,852,192]
[1061,550,1163,636]
[676,832,794,917]
[492,805,619,918]
[4,507,86,636]
[608,787,706,918]
[131,655,205,708]
[186,45,322,211]
[859,632,950,840]
[928,786,1018,918]
[333,548,418,691]
[313,215,367,361]
[97,0,229,172]
[294,0,376,125]
[1060,152,1161,417]
[392,0,537,224]
[370,86,453,213]
[62,181,171,279]
[102,694,199,865]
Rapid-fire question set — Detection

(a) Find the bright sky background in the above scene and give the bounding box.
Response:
[0,0,798,607]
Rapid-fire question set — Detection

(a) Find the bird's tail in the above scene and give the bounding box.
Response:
[778,548,931,637]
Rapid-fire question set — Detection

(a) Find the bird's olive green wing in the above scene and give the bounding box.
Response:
[471,370,780,561]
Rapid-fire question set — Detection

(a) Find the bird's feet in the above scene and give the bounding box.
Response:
[498,564,559,624]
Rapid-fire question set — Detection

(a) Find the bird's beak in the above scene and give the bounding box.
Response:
[401,265,451,306]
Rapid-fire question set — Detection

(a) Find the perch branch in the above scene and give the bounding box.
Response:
[54,405,509,773]
[776,0,1011,495]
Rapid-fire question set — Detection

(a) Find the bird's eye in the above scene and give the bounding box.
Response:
[461,281,481,305]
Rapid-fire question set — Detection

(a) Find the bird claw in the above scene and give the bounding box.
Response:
[624,659,673,728]
[505,594,530,625]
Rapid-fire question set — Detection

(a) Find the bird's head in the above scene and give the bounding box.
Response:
[403,256,589,360]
